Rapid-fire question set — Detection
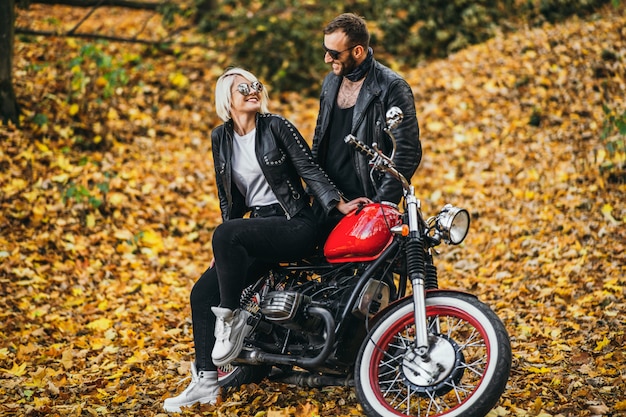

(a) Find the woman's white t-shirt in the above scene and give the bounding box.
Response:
[231,128,279,207]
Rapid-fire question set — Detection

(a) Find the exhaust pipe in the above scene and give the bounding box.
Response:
[239,306,335,368]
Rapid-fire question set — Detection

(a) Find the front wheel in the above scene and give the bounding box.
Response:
[355,291,511,417]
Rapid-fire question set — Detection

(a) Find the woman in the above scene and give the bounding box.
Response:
[163,68,368,412]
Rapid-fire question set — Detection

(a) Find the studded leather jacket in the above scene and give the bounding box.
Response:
[312,58,422,204]
[212,113,341,221]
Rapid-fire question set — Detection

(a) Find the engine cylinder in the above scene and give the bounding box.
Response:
[260,291,321,332]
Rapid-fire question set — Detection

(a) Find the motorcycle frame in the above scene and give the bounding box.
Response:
[244,109,440,370]
[250,197,433,371]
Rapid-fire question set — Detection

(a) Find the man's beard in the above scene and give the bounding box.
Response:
[337,55,358,77]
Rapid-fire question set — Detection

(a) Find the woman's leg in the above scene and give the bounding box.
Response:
[190,267,220,372]
[164,267,221,412]
[212,210,317,309]
[190,261,270,371]
[210,210,317,365]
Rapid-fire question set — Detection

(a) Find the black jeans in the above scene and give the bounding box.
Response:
[190,207,317,371]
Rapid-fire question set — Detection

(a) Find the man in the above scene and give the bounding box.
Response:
[312,13,422,236]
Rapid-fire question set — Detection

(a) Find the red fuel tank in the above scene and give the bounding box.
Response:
[324,202,402,263]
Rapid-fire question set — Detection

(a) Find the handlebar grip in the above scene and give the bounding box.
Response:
[344,134,377,159]
[345,134,394,170]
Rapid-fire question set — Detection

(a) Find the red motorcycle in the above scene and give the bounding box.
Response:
[219,108,512,417]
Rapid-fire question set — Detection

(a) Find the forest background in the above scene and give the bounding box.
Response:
[1,0,625,416]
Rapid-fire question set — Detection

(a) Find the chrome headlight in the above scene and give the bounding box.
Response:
[437,204,470,245]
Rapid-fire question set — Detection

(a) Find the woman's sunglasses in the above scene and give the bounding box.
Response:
[237,81,263,96]
[323,44,357,60]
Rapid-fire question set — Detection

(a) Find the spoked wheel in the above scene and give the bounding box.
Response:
[355,291,511,417]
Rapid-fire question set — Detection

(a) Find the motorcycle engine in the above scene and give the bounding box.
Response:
[259,291,322,333]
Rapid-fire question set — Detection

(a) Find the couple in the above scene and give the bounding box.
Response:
[163,13,422,412]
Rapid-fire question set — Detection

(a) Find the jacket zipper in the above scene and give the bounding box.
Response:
[277,200,290,220]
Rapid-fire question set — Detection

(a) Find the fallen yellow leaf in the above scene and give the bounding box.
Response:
[2,362,28,377]
[87,317,113,332]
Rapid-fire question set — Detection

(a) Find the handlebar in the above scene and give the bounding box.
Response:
[344,134,411,192]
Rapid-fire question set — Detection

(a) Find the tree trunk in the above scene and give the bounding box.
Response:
[0,0,20,126]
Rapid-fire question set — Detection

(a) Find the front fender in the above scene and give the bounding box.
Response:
[367,289,478,329]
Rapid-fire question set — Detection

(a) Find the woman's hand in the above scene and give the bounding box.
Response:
[336,197,371,215]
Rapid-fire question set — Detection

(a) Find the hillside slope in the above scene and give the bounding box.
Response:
[1,4,625,416]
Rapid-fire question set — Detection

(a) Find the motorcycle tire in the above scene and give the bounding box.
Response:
[218,364,271,390]
[355,291,511,417]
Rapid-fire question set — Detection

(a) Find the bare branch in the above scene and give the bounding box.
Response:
[15,27,208,49]
[67,0,106,35]
[28,0,162,10]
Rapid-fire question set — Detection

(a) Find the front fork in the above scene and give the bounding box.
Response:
[405,188,431,357]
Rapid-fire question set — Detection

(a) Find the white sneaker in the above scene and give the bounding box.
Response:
[163,362,219,412]
[211,307,253,367]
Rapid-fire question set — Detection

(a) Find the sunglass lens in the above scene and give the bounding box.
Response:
[323,45,339,59]
[237,83,250,96]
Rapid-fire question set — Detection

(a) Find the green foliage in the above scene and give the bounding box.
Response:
[62,177,111,209]
[157,1,181,26]
[371,0,513,60]
[62,183,102,208]
[599,105,626,179]
[32,113,48,126]
[194,0,613,95]
[202,0,343,95]
[69,44,129,101]
[61,175,112,225]
[602,107,626,138]
[534,0,610,23]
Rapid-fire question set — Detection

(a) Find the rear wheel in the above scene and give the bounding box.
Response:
[355,291,511,417]
[218,364,271,390]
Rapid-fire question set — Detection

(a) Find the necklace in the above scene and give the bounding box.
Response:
[337,78,365,109]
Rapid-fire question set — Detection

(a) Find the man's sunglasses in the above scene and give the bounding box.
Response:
[323,44,357,60]
[237,81,263,96]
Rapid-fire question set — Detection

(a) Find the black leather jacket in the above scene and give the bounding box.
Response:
[212,113,341,221]
[312,58,421,204]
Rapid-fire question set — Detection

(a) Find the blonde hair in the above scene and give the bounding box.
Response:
[215,67,270,122]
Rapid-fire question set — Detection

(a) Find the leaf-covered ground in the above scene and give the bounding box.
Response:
[1,4,625,417]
